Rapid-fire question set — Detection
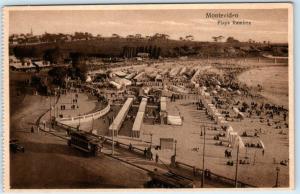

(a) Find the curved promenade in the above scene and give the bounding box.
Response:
[56,103,110,125]
[56,83,111,125]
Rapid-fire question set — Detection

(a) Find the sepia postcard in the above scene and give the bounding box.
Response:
[2,3,294,191]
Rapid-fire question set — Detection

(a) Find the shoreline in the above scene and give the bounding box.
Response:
[238,65,289,108]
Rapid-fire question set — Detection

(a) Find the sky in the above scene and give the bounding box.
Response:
[9,8,289,43]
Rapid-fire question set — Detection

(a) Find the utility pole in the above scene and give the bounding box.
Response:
[174,140,177,156]
[253,150,257,165]
[49,95,52,129]
[201,125,206,188]
[150,133,153,148]
[274,167,280,187]
[112,129,115,155]
[92,117,94,131]
[112,116,115,155]
[234,144,240,188]
[79,114,81,128]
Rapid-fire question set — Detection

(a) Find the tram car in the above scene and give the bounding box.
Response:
[145,169,195,188]
[67,130,103,156]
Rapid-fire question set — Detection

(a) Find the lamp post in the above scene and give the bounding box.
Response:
[201,125,206,188]
[274,167,280,187]
[253,150,257,165]
[112,116,115,156]
[112,129,115,155]
[234,143,240,188]
[174,140,177,156]
[92,117,94,131]
[49,95,52,129]
[150,133,153,148]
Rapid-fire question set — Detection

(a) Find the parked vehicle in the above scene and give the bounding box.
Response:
[10,139,25,153]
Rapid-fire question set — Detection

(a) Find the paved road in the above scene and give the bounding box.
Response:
[95,140,234,188]
[9,95,149,189]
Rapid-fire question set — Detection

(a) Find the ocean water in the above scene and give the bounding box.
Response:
[238,66,289,107]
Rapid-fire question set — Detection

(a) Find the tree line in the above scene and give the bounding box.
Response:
[122,45,161,59]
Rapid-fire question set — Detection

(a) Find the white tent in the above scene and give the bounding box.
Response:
[228,131,238,145]
[160,97,167,112]
[142,87,150,95]
[212,90,218,95]
[169,67,181,77]
[214,112,222,120]
[235,136,245,149]
[134,72,145,81]
[238,112,245,119]
[119,78,132,86]
[220,120,229,128]
[114,71,127,77]
[109,98,134,133]
[86,75,92,83]
[125,73,136,80]
[233,107,240,114]
[167,115,183,126]
[155,74,163,81]
[217,116,225,125]
[169,85,189,94]
[259,139,266,149]
[179,67,187,75]
[226,126,234,137]
[161,68,170,75]
[109,81,122,90]
[132,98,147,138]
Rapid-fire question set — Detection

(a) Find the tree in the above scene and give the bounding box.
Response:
[70,52,88,81]
[212,36,218,42]
[135,34,142,39]
[151,33,169,41]
[151,46,157,58]
[122,46,128,58]
[48,67,68,87]
[112,33,121,38]
[226,36,240,43]
[148,46,153,56]
[30,75,48,95]
[96,34,102,39]
[162,34,170,40]
[155,47,161,59]
[212,35,224,42]
[43,46,62,64]
[185,35,194,41]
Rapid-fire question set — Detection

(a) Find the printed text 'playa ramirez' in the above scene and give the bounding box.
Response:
[206,12,252,26]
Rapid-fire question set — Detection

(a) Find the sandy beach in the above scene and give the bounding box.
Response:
[238,65,289,108]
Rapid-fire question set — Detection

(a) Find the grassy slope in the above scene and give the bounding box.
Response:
[10,38,288,58]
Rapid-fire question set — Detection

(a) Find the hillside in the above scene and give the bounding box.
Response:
[10,38,289,60]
